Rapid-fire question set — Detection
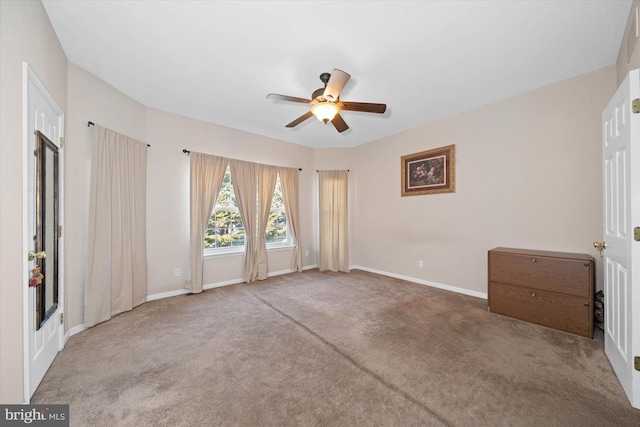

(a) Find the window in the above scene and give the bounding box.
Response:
[266,174,287,245]
[204,166,289,253]
[204,166,245,250]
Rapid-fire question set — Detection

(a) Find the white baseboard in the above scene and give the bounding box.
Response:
[203,265,319,290]
[68,324,87,337]
[351,265,488,300]
[204,278,243,290]
[71,264,429,339]
[146,288,191,301]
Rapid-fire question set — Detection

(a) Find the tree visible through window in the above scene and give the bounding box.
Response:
[266,174,287,244]
[204,166,288,250]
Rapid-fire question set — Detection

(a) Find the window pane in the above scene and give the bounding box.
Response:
[265,174,287,244]
[265,210,286,244]
[204,166,245,249]
[204,168,289,250]
[216,166,236,208]
[205,209,245,248]
[271,178,284,210]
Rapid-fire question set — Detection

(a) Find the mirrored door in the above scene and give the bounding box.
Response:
[35,131,59,330]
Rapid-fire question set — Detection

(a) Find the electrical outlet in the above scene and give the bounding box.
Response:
[175,268,181,277]
[418,260,424,268]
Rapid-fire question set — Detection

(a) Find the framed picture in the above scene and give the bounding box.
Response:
[401,144,455,196]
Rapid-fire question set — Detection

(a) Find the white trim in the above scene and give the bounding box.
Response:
[350,265,488,299]
[148,264,316,300]
[266,269,290,278]
[203,246,244,258]
[204,278,243,290]
[71,264,482,344]
[264,242,296,252]
[21,62,30,404]
[203,242,295,259]
[68,324,86,338]
[22,63,66,402]
[203,268,304,290]
[146,288,191,302]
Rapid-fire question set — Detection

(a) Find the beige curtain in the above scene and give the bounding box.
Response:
[85,125,148,328]
[256,165,277,280]
[230,159,257,282]
[188,153,227,293]
[280,167,302,272]
[318,170,349,272]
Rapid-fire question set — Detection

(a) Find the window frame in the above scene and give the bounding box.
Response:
[203,169,294,257]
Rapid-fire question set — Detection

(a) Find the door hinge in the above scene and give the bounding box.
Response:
[635,356,640,371]
[60,313,64,325]
[633,99,640,114]
[59,137,64,148]
[58,226,62,238]
[634,226,640,242]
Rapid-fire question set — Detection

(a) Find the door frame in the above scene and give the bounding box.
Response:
[22,62,65,403]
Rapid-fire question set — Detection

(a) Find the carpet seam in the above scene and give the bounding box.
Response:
[253,294,452,426]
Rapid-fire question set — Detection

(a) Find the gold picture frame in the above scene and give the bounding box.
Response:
[401,144,455,196]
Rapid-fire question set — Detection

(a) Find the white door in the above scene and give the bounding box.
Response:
[24,64,65,400]
[601,68,640,409]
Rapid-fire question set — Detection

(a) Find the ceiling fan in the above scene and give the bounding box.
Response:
[267,69,386,133]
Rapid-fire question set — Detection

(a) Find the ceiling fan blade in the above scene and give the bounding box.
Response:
[323,69,351,101]
[285,111,314,128]
[331,113,349,133]
[267,93,312,104]
[340,101,386,114]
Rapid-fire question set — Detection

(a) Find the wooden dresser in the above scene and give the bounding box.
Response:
[488,247,595,338]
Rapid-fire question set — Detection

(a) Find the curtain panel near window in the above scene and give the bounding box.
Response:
[256,165,278,280]
[188,153,227,293]
[318,170,349,273]
[188,151,303,286]
[279,167,302,272]
[84,125,148,328]
[229,159,258,283]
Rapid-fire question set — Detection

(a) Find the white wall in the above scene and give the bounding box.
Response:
[64,59,619,315]
[145,108,317,293]
[63,66,319,330]
[0,0,68,403]
[617,0,640,85]
[1,0,633,406]
[65,63,147,329]
[314,148,357,268]
[349,66,616,295]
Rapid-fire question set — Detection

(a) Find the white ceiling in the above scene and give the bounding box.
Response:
[42,0,632,148]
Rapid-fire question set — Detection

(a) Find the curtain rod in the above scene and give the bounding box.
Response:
[182,149,301,171]
[88,121,150,147]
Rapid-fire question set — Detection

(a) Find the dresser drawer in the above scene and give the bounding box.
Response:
[489,282,591,337]
[489,252,591,298]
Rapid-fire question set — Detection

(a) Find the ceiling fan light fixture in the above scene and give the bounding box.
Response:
[268,68,385,133]
[311,102,339,123]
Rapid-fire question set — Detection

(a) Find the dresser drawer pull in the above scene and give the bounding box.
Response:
[531,292,536,297]
[530,258,536,263]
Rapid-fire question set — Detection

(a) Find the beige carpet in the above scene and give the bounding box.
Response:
[33,269,640,426]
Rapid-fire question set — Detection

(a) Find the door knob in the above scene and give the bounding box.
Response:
[28,250,46,261]
[593,241,607,253]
